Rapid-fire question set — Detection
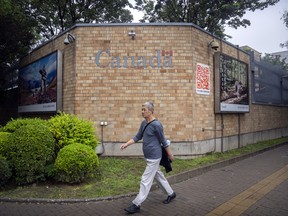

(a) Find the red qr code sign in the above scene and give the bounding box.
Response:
[196,63,210,95]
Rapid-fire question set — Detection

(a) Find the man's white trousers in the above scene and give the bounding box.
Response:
[132,158,174,206]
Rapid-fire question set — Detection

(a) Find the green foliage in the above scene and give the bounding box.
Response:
[0,131,10,155]
[5,124,55,185]
[48,112,98,153]
[54,143,99,183]
[0,155,12,186]
[1,0,133,91]
[1,118,48,133]
[0,137,287,199]
[135,0,279,38]
[283,10,288,29]
[24,0,133,40]
[0,114,99,185]
[44,163,56,179]
[262,54,288,71]
[0,0,38,91]
[280,10,288,49]
[0,0,13,19]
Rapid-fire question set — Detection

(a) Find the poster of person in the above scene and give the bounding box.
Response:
[196,63,210,95]
[18,51,59,113]
[219,54,249,113]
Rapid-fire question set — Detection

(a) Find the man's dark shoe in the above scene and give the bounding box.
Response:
[124,204,140,214]
[163,192,176,204]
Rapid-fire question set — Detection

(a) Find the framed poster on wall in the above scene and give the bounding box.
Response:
[18,50,62,113]
[214,53,249,113]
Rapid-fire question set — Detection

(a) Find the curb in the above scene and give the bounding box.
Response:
[1,142,287,204]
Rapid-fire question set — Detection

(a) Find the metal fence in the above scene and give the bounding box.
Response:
[251,56,288,106]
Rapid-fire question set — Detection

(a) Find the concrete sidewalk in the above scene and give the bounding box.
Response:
[0,143,288,216]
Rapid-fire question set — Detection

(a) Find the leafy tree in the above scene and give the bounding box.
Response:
[0,0,133,91]
[280,10,288,49]
[134,0,279,38]
[27,0,134,41]
[0,0,38,91]
[265,9,288,71]
[262,53,288,71]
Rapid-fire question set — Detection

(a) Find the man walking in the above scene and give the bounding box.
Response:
[120,101,176,214]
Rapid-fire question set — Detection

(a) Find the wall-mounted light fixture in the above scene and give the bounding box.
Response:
[208,39,219,51]
[128,30,136,40]
[64,33,76,45]
[100,121,108,126]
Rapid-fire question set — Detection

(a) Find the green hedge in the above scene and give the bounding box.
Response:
[0,155,12,186]
[5,124,55,185]
[0,131,10,156]
[0,113,100,186]
[48,112,98,153]
[55,143,99,183]
[0,118,48,133]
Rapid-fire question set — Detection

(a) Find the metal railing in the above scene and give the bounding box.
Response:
[251,57,288,106]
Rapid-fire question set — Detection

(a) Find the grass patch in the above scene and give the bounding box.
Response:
[0,137,287,199]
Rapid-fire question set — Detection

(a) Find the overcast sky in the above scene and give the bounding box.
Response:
[130,0,288,54]
[225,0,288,54]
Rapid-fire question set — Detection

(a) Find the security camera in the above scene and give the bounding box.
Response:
[210,41,219,50]
[64,37,70,45]
[128,30,136,39]
[64,33,76,45]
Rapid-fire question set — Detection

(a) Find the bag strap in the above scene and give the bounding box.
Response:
[141,119,156,136]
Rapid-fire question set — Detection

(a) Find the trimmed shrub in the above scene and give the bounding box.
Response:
[54,143,99,183]
[0,118,48,133]
[5,124,55,185]
[0,155,12,186]
[0,132,10,156]
[48,112,98,152]
[44,163,56,179]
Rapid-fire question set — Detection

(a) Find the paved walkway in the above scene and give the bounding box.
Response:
[1,144,288,216]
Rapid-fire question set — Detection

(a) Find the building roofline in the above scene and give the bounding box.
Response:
[28,22,249,56]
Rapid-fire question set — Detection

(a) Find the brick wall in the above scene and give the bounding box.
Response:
[20,23,288,156]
